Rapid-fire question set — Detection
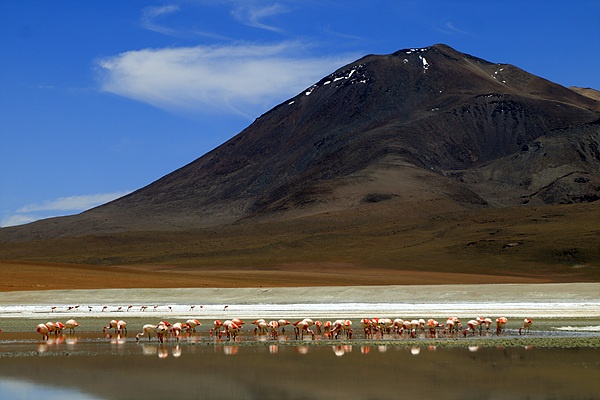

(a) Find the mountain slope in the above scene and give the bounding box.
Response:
[0,44,599,281]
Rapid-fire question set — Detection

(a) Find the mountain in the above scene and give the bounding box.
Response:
[1,44,599,281]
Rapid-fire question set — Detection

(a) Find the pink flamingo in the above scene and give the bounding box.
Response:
[103,319,119,333]
[519,318,533,335]
[294,319,315,340]
[463,320,479,336]
[37,323,50,340]
[278,319,291,334]
[210,320,223,336]
[268,321,279,339]
[185,319,201,332]
[116,320,127,334]
[496,317,508,335]
[65,319,79,334]
[136,324,158,341]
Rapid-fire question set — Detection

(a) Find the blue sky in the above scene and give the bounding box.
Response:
[1,1,599,227]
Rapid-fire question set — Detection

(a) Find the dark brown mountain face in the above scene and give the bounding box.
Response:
[1,44,599,252]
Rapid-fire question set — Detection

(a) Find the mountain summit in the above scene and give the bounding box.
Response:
[2,44,600,241]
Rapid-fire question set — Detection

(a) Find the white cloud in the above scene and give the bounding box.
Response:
[1,191,131,227]
[1,214,37,228]
[17,191,131,213]
[97,42,357,118]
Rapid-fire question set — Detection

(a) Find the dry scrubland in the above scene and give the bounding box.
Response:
[0,202,598,291]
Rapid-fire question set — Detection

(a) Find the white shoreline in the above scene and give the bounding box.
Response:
[1,283,599,320]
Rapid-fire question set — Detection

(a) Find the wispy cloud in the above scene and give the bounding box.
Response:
[1,191,131,227]
[140,4,180,35]
[231,3,290,33]
[434,21,471,35]
[97,42,357,118]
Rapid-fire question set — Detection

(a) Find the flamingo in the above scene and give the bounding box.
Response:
[323,320,333,338]
[392,319,405,336]
[361,318,373,338]
[378,318,393,336]
[519,318,533,335]
[444,318,455,337]
[37,323,50,340]
[185,319,201,332]
[268,321,279,339]
[476,317,493,334]
[136,324,158,341]
[252,319,268,335]
[402,320,413,337]
[427,319,440,338]
[409,320,420,338]
[294,320,315,340]
[116,320,127,334]
[45,321,62,335]
[54,321,65,334]
[210,320,224,337]
[103,319,119,333]
[156,322,170,343]
[220,320,241,341]
[278,319,291,334]
[65,319,79,334]
[329,319,352,339]
[314,320,323,335]
[463,320,479,336]
[231,318,245,327]
[170,322,185,341]
[496,317,508,335]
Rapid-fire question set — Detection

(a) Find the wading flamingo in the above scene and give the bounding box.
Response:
[496,317,508,335]
[220,320,242,341]
[294,320,315,340]
[136,324,158,341]
[65,319,79,334]
[251,319,268,335]
[116,320,127,334]
[185,319,201,332]
[209,320,223,336]
[427,319,440,338]
[268,321,279,339]
[103,320,119,333]
[463,320,479,337]
[37,323,50,340]
[519,318,533,335]
[278,319,291,334]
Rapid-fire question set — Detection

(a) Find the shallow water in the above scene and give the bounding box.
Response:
[1,318,600,400]
[1,341,599,400]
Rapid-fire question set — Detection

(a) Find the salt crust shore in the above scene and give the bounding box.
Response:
[1,283,599,320]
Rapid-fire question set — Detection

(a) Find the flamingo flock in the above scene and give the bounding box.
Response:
[36,319,79,340]
[31,315,533,342]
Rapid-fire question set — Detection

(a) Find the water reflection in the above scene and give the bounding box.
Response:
[2,339,598,400]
